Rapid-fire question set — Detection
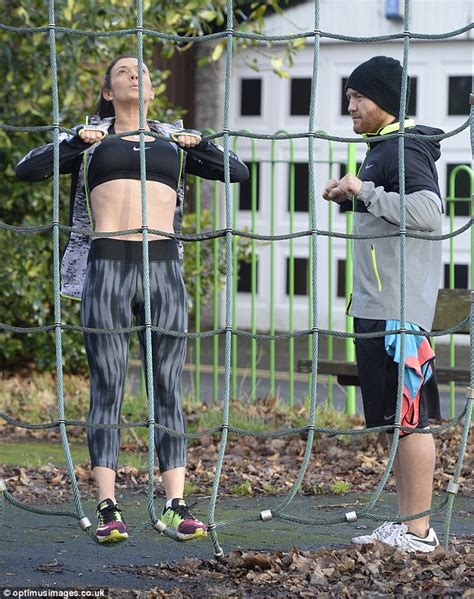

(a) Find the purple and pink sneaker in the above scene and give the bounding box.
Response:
[160,498,207,541]
[96,498,129,543]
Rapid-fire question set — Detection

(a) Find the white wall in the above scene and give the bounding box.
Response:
[222,0,472,333]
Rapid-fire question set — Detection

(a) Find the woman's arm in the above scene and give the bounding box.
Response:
[15,121,106,182]
[174,130,249,183]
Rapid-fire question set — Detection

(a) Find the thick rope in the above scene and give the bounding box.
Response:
[0,0,471,554]
[46,0,88,531]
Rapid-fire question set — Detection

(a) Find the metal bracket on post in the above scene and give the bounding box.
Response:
[469,93,474,105]
[447,481,459,495]
[467,387,474,400]
[0,480,6,492]
[345,511,357,523]
[79,517,92,530]
[260,510,273,522]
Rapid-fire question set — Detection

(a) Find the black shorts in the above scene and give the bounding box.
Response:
[354,318,441,433]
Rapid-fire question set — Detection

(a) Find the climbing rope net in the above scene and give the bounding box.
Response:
[0,0,472,558]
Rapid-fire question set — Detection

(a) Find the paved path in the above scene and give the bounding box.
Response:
[1,493,472,590]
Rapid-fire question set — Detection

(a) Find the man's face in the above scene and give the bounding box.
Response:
[346,88,394,134]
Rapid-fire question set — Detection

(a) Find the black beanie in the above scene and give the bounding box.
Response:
[345,56,410,118]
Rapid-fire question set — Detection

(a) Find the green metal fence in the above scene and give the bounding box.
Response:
[189,139,473,416]
[446,165,474,417]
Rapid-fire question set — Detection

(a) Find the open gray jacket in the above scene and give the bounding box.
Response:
[16,117,248,299]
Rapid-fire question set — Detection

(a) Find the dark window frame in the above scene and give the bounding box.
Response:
[286,257,308,296]
[337,259,347,298]
[288,162,309,212]
[290,78,312,116]
[239,161,260,211]
[240,78,262,117]
[443,263,468,290]
[237,258,259,294]
[447,76,472,116]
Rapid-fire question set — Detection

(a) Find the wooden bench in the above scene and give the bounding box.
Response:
[297,289,472,386]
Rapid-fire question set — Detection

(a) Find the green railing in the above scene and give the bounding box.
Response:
[308,132,335,407]
[447,165,474,417]
[189,136,472,416]
[192,130,224,405]
[344,144,357,415]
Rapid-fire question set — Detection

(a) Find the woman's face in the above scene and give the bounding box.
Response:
[103,57,154,106]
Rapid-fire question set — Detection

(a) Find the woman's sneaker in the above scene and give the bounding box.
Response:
[96,498,129,544]
[352,521,403,545]
[160,498,208,541]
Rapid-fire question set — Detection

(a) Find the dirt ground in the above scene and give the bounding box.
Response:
[1,392,472,596]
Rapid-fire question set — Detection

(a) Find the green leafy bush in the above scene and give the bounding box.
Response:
[0,0,272,373]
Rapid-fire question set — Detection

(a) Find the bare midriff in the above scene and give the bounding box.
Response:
[90,134,177,241]
[91,179,176,241]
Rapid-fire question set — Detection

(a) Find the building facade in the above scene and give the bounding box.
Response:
[196,0,472,333]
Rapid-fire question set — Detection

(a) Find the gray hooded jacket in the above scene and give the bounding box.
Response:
[348,120,444,331]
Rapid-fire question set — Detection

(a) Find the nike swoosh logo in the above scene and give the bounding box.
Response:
[384,414,395,421]
[133,146,150,151]
[406,535,439,547]
[365,164,374,169]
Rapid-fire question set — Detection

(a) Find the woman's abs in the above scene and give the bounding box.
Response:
[90,179,177,241]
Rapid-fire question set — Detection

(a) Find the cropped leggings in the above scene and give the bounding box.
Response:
[80,238,187,473]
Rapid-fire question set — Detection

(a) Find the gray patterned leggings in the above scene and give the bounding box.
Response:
[81,239,187,473]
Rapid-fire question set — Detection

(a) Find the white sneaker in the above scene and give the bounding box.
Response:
[384,526,440,553]
[351,521,403,545]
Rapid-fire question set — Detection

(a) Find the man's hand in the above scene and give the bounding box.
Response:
[322,174,363,204]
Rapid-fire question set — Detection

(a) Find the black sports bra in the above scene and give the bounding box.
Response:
[87,130,181,193]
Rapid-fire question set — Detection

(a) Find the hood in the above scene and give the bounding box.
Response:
[407,125,443,163]
[367,121,443,163]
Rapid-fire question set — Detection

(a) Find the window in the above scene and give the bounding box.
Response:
[446,163,471,217]
[240,79,262,116]
[288,163,309,212]
[337,259,347,298]
[448,76,471,116]
[238,259,258,293]
[385,0,403,19]
[290,78,312,115]
[341,77,349,115]
[444,264,468,289]
[341,76,417,116]
[286,257,308,296]
[239,162,260,210]
[407,77,417,116]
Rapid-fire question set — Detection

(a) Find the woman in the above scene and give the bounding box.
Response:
[16,54,249,543]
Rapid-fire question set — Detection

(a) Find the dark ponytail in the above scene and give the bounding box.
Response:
[94,54,137,119]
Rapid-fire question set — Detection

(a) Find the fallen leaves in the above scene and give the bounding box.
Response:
[108,539,474,598]
[1,419,472,504]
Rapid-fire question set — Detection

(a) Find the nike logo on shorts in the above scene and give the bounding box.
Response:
[133,146,151,151]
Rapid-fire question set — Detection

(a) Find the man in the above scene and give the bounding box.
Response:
[323,56,443,552]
